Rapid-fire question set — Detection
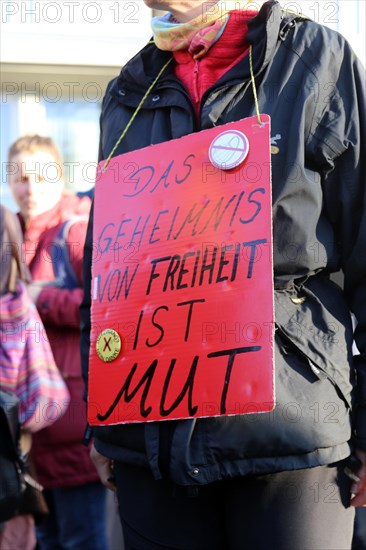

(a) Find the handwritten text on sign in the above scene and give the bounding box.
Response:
[88,115,275,425]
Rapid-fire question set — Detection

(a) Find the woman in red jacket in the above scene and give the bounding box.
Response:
[8,135,108,550]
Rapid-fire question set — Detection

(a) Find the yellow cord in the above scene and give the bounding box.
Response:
[103,45,264,171]
[281,8,309,20]
[102,57,173,171]
[249,45,263,126]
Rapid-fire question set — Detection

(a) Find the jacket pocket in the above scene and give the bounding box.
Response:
[274,281,354,409]
[276,322,351,409]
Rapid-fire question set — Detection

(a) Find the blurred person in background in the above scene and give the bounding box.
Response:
[0,204,70,549]
[7,135,109,550]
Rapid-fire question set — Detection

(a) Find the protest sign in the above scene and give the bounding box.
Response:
[88,115,275,425]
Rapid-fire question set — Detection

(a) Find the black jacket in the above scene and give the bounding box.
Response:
[81,1,366,485]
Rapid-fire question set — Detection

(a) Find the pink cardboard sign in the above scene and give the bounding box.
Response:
[88,115,275,425]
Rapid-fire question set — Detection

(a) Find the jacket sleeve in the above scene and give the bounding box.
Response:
[36,221,87,329]
[309,40,366,450]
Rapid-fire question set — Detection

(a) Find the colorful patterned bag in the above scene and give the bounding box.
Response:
[0,281,70,432]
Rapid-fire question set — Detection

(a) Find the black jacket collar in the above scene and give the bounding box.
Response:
[110,1,294,105]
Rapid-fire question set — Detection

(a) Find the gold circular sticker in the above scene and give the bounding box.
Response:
[96,329,122,362]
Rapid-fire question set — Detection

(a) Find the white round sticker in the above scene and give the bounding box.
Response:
[209,130,250,170]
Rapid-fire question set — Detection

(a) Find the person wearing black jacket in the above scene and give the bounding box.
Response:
[81,1,366,548]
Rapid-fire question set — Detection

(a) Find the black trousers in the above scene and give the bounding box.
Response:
[114,461,355,550]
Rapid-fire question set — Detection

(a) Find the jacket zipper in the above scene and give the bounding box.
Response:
[153,78,198,130]
[193,60,200,105]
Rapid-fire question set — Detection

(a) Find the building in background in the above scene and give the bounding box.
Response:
[1,0,153,208]
[1,0,365,210]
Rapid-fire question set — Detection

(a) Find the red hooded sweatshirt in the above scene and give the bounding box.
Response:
[174,10,258,119]
[19,193,99,489]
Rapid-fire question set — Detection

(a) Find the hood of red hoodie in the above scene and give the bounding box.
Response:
[19,191,91,239]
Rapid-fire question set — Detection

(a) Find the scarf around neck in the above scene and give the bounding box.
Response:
[151,0,259,59]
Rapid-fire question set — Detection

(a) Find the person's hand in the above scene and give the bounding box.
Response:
[350,449,366,507]
[90,441,116,491]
